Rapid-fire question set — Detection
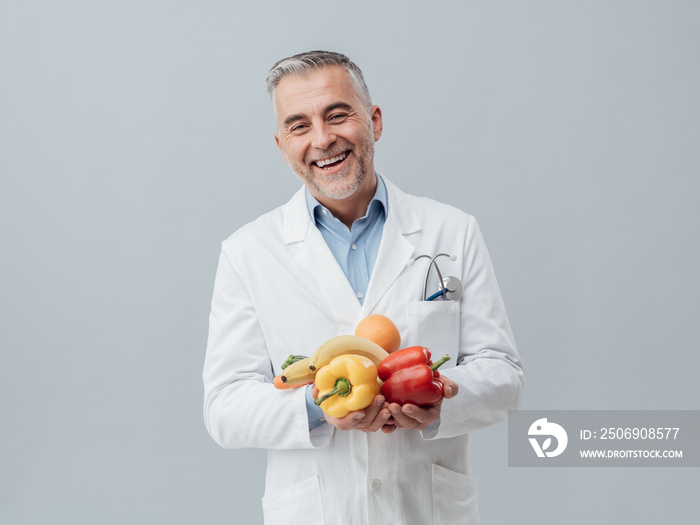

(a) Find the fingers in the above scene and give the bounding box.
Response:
[324,389,453,433]
[353,395,382,426]
[381,423,397,434]
[355,396,391,433]
[324,410,366,431]
[442,377,458,399]
[388,402,440,431]
[323,395,391,432]
[361,407,392,433]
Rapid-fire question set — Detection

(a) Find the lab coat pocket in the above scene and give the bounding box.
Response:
[262,475,325,524]
[432,464,479,524]
[406,301,460,369]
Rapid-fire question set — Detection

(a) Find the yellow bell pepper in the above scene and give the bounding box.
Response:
[314,354,380,418]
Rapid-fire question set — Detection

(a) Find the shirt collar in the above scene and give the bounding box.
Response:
[305,173,388,226]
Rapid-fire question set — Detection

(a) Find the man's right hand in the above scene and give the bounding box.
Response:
[313,386,394,433]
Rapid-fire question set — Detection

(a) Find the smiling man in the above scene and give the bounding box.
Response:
[273,62,383,226]
[203,51,524,524]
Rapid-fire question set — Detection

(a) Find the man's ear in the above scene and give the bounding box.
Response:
[274,133,289,163]
[370,106,383,142]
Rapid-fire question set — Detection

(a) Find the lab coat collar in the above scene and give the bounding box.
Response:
[283,175,420,244]
[361,176,420,314]
[283,175,420,319]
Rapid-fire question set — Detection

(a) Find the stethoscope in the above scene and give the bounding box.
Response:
[406,253,463,301]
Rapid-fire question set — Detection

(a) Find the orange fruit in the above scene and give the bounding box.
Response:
[355,314,401,354]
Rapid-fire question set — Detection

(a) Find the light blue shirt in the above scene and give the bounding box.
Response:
[304,174,388,429]
[304,175,388,305]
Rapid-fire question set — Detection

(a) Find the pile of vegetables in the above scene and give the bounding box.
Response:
[274,315,452,418]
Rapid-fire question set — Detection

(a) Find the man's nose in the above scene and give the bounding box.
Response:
[310,123,336,151]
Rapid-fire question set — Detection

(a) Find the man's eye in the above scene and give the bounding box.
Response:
[329,114,347,121]
[290,124,308,132]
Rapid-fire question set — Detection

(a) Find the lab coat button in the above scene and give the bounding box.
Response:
[369,479,380,491]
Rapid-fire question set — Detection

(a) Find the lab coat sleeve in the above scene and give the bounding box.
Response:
[203,244,334,450]
[425,216,524,440]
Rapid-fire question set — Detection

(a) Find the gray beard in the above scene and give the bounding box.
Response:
[292,140,374,201]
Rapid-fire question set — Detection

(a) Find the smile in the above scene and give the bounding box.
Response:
[313,151,349,169]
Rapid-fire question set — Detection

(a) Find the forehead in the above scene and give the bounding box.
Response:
[274,66,363,121]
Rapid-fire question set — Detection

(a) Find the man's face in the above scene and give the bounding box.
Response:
[274,66,382,201]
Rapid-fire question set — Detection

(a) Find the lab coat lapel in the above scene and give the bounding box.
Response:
[361,178,421,315]
[284,187,362,322]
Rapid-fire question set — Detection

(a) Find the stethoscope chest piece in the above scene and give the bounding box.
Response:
[441,276,463,301]
[408,253,463,301]
[425,275,463,301]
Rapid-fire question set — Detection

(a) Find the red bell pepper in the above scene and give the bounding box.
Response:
[377,346,450,406]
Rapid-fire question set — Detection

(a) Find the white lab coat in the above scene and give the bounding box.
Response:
[203,176,523,524]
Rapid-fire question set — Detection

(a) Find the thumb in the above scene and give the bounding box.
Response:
[443,378,458,399]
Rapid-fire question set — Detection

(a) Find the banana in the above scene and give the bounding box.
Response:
[280,336,389,387]
[308,335,389,372]
[279,356,317,386]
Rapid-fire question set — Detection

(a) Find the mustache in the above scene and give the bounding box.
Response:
[309,147,352,164]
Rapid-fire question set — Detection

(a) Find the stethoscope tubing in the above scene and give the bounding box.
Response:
[412,253,453,301]
[425,287,448,301]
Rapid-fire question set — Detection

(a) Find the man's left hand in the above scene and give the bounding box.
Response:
[387,377,459,431]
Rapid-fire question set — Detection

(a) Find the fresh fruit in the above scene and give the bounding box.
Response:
[355,314,401,354]
[307,335,389,372]
[273,374,313,389]
[279,356,317,386]
[281,355,308,370]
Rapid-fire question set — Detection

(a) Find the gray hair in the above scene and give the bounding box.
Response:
[266,50,373,114]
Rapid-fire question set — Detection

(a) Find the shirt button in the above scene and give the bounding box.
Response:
[356,292,363,299]
[369,479,380,491]
[322,209,328,215]
[351,243,357,250]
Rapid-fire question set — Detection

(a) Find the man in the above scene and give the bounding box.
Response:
[203,50,523,524]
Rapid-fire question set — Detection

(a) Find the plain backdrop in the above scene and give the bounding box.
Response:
[1,1,698,523]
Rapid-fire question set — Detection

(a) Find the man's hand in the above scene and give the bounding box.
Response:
[387,377,458,431]
[313,385,393,432]
[324,395,393,432]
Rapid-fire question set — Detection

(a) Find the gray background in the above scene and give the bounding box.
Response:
[1,1,698,523]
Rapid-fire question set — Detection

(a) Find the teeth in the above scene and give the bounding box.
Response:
[315,152,347,168]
